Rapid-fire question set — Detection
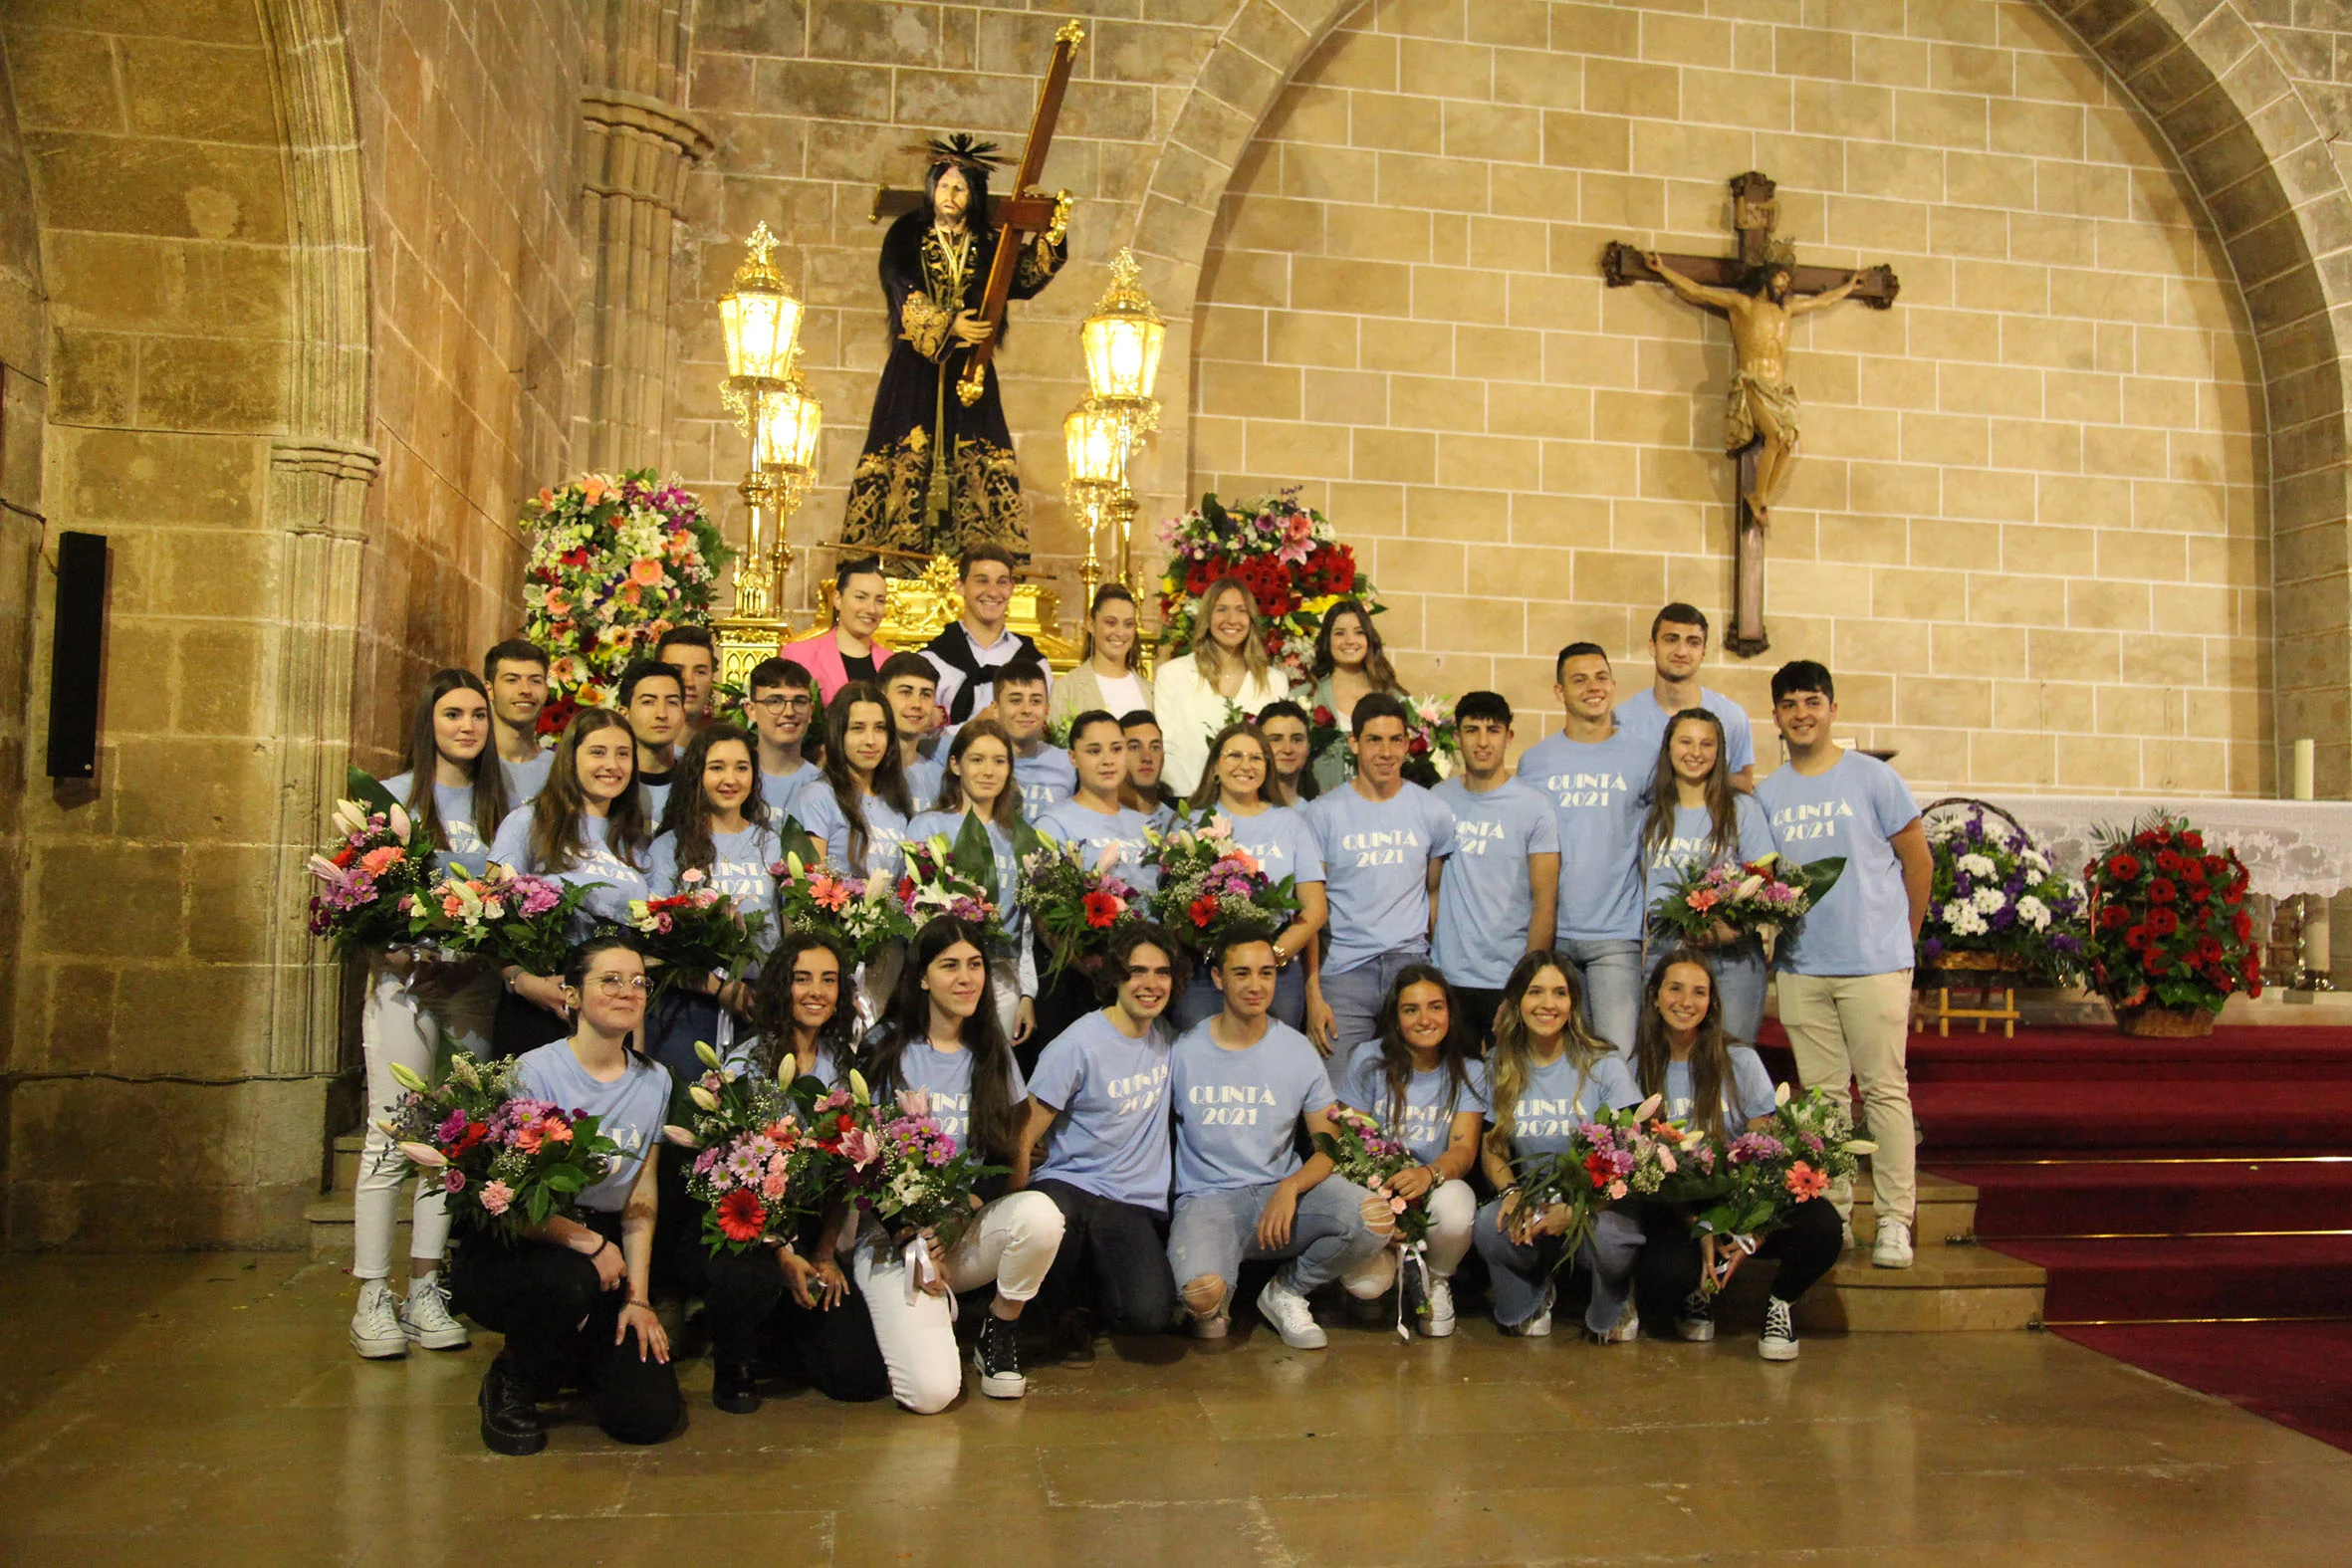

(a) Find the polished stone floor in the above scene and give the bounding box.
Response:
[1,1253,2346,1566]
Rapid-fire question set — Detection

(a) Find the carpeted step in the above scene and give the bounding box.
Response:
[1928,1160,2352,1239]
[1904,1032,2352,1085]
[1911,1080,2352,1159]
[1999,1233,2352,1324]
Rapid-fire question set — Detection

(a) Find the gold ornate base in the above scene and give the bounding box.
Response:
[710,614,792,691]
[812,553,1082,670]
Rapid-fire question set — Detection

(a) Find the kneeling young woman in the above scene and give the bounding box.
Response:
[452,934,680,1455]
[1630,948,1843,1361]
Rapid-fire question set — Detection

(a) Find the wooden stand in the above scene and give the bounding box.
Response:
[1912,954,2022,1037]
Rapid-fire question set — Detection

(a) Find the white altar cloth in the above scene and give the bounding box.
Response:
[1908,790,2352,902]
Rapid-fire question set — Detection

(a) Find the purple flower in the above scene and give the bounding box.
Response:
[442,1168,466,1194]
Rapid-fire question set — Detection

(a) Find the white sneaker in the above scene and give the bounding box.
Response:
[1256,1275,1328,1350]
[401,1276,470,1351]
[1841,1218,1856,1251]
[350,1279,408,1360]
[1872,1215,1915,1269]
[1499,1283,1553,1337]
[1188,1309,1230,1340]
[1760,1296,1800,1361]
[1584,1297,1640,1345]
[1418,1274,1457,1338]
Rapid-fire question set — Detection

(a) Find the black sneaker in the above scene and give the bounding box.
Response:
[1676,1290,1716,1343]
[478,1353,548,1456]
[1055,1308,1097,1368]
[712,1360,762,1415]
[973,1312,1027,1399]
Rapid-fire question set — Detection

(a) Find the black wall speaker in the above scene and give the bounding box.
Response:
[46,530,107,780]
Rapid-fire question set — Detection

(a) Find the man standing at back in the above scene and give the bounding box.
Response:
[1615,603,1758,792]
[483,638,553,803]
[925,546,1047,726]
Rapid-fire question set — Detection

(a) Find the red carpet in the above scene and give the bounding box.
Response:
[1757,1017,2352,1452]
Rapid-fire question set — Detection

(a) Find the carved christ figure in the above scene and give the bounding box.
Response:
[1641,249,1865,519]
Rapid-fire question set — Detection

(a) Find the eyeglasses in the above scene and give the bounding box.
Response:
[752,695,814,714]
[585,974,651,997]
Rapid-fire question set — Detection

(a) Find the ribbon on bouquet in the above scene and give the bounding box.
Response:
[1395,1237,1430,1343]
[902,1232,957,1321]
[1706,1232,1760,1293]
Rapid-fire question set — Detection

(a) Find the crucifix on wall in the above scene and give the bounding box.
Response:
[1604,172,1899,657]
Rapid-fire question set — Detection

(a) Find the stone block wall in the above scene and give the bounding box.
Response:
[1193,0,2273,794]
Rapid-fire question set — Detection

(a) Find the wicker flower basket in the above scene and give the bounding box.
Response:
[2112,1003,2218,1038]
[1936,951,2025,974]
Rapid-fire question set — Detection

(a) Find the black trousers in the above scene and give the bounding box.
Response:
[1633,1197,1844,1321]
[490,988,568,1060]
[1026,935,1099,1076]
[677,1242,891,1403]
[645,991,724,1103]
[1455,986,1505,1049]
[449,1211,682,1445]
[1032,1179,1179,1334]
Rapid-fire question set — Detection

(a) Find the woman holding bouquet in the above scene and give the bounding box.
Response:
[453,934,681,1455]
[348,669,513,1360]
[856,916,1067,1411]
[1640,710,1777,1044]
[1473,952,1647,1342]
[907,718,1039,1047]
[1174,723,1326,1031]
[1331,967,1486,1338]
[1300,599,1408,794]
[1032,711,1162,1050]
[738,931,859,1088]
[487,710,654,1054]
[796,681,916,879]
[1630,949,1841,1361]
[1155,575,1289,795]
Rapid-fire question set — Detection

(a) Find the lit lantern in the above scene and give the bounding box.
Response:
[719,222,803,383]
[1064,399,1125,490]
[760,366,823,476]
[1079,249,1165,404]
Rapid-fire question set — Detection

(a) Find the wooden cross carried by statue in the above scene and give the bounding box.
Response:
[1604,172,1899,657]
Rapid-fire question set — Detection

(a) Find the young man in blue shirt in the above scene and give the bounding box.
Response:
[744,656,821,819]
[484,638,554,803]
[1615,602,1758,792]
[996,659,1076,819]
[1755,659,1934,1269]
[1431,692,1559,1042]
[1515,644,1652,1055]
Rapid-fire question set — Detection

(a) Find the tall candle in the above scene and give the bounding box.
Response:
[2294,737,2316,802]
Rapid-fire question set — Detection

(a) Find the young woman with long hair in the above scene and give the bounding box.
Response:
[1154,574,1288,795]
[1049,582,1152,731]
[1256,698,1319,805]
[1302,598,1407,793]
[1331,965,1486,1338]
[1031,711,1161,1054]
[1472,951,1648,1343]
[1630,948,1841,1361]
[780,555,895,699]
[1173,722,1326,1030]
[1639,709,1776,1044]
[853,917,1067,1411]
[796,680,915,878]
[642,724,782,1086]
[347,669,512,1360]
[907,718,1038,1047]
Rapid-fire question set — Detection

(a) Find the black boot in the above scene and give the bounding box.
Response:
[712,1359,762,1415]
[478,1352,548,1456]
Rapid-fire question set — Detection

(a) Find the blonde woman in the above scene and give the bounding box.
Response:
[1050,584,1153,732]
[1155,575,1287,795]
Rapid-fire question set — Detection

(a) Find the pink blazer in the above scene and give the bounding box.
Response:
[778,629,892,702]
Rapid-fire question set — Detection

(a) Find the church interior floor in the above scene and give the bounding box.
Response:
[3,1253,2347,1567]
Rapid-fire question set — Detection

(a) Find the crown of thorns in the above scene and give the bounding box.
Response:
[908,133,1008,173]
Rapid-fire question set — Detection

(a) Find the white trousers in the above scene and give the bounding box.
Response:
[353,959,497,1280]
[849,1190,1064,1415]
[1341,1178,1478,1297]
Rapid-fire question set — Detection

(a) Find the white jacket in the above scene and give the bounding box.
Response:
[1154,652,1289,795]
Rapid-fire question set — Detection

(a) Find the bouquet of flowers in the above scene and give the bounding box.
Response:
[401,864,597,976]
[667,1042,825,1254]
[1312,1105,1430,1247]
[627,868,769,999]
[1687,1083,1876,1288]
[1019,836,1144,980]
[1652,852,1845,947]
[815,1071,1005,1274]
[1156,490,1383,685]
[1514,1096,1710,1264]
[1147,817,1298,956]
[380,1053,621,1240]
[891,833,1008,947]
[520,468,732,738]
[2084,812,2260,1022]
[771,852,908,965]
[1309,693,1462,788]
[1917,801,2090,981]
[307,781,436,960]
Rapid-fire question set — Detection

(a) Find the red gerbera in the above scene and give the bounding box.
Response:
[2183,830,2206,851]
[1185,561,1215,595]
[1311,705,1335,728]
[2107,853,2142,881]
[2155,849,2184,874]
[716,1189,768,1242]
[1583,1152,1614,1190]
[2195,936,2225,963]
[2148,878,2178,904]
[2148,907,2180,936]
[1189,893,1221,929]
[2098,905,2129,930]
[2145,951,2171,974]
[1082,890,1124,929]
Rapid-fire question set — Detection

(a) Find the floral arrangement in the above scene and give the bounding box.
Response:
[770,852,907,965]
[627,869,769,1000]
[1652,852,1844,947]
[816,1072,1005,1261]
[381,1053,620,1239]
[1515,1095,1710,1264]
[521,468,732,739]
[1156,490,1382,685]
[892,834,1007,948]
[403,865,596,976]
[1146,817,1298,956]
[2084,812,2260,1017]
[667,1042,824,1253]
[1019,836,1144,981]
[307,787,436,959]
[1918,803,2090,980]
[1309,693,1461,788]
[1312,1105,1430,1247]
[1686,1084,1875,1280]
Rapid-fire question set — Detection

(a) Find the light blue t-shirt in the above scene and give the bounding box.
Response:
[1493,1051,1641,1169]
[1030,1010,1176,1212]
[1429,778,1560,988]
[1013,746,1076,820]
[722,1037,843,1090]
[886,1038,1028,1158]
[1143,799,1178,835]
[906,809,1025,921]
[487,806,651,932]
[513,1042,670,1213]
[1614,687,1758,775]
[1642,796,1777,920]
[646,822,786,925]
[640,779,673,824]
[1755,751,1920,977]
[795,782,914,879]
[1335,1042,1491,1165]
[1658,1045,1777,1130]
[1210,802,1325,887]
[383,773,492,879]
[1169,1018,1333,1198]
[1035,798,1160,893]
[1516,727,1653,942]
[904,754,947,812]
[1304,783,1458,976]
[760,761,820,821]
[500,750,556,806]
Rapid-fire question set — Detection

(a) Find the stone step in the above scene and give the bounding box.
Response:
[306,1198,404,1265]
[1852,1170,1977,1248]
[1714,1240,2046,1334]
[330,1133,364,1195]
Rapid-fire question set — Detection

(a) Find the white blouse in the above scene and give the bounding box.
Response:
[1154,652,1288,796]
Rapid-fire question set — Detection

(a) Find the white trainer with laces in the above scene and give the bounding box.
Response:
[1499,1283,1553,1338]
[1872,1215,1915,1269]
[1255,1275,1328,1350]
[401,1276,471,1351]
[350,1279,408,1360]
[1759,1296,1800,1361]
[1419,1274,1457,1339]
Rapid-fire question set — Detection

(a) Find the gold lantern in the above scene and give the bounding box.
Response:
[712,223,814,686]
[1073,249,1163,590]
[1064,399,1126,599]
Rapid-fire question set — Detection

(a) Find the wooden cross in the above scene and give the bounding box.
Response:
[866,20,1083,407]
[1603,172,1899,657]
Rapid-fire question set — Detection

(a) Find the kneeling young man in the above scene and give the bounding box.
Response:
[1167,934,1388,1349]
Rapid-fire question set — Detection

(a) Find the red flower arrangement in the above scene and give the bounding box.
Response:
[2083,812,2259,1026]
[1156,491,1384,684]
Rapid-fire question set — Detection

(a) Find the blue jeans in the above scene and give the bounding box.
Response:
[1170,961,1306,1034]
[1166,1178,1385,1312]
[1473,1196,1644,1333]
[1711,939,1768,1045]
[1554,937,1643,1058]
[1317,947,1426,1089]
